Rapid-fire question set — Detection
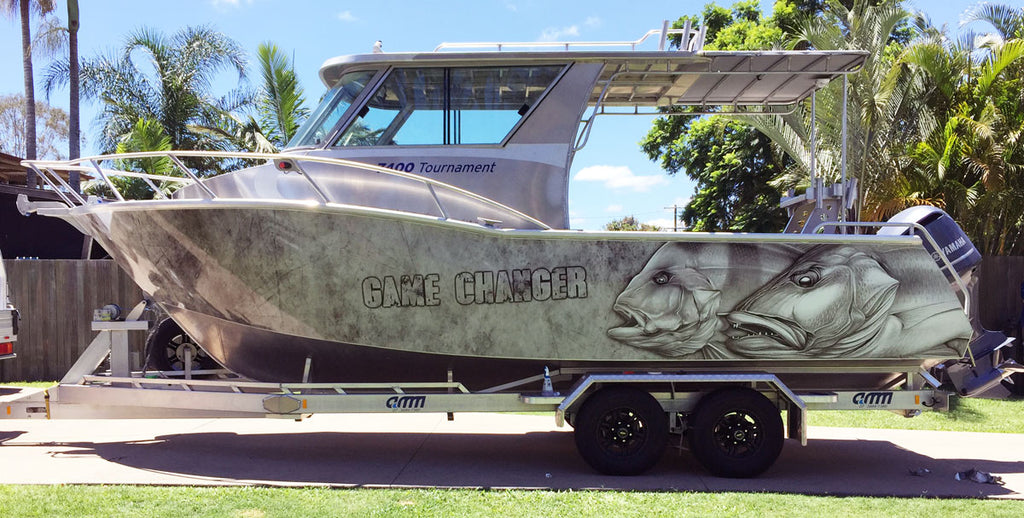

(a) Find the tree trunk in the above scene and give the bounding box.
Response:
[68,0,80,192]
[20,0,38,188]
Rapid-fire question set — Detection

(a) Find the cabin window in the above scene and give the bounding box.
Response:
[334,65,563,146]
[286,70,377,148]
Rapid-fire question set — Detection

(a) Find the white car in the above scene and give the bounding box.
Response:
[0,250,16,361]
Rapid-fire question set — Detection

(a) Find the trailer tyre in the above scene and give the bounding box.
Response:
[145,319,218,372]
[573,386,668,475]
[688,388,784,478]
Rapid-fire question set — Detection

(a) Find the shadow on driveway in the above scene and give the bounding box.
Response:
[10,429,1019,497]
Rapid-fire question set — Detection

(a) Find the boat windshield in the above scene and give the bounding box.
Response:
[286,69,378,148]
[333,65,563,147]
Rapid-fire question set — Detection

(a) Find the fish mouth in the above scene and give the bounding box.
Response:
[607,303,715,356]
[607,304,652,340]
[725,311,806,350]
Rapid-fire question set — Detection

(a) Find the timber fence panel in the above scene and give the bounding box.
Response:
[978,255,1024,335]
[1,259,146,382]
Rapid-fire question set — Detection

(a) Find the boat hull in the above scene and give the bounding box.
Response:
[66,200,972,390]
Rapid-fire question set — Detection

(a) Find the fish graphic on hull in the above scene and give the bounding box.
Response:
[609,242,971,360]
[607,243,802,358]
[726,245,968,359]
[725,246,899,358]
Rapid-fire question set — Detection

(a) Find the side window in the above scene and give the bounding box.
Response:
[334,65,563,147]
[336,68,446,146]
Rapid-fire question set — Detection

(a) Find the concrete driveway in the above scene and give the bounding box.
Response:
[1,409,1022,498]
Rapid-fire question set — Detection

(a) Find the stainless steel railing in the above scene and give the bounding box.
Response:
[22,151,552,230]
[812,220,972,318]
[434,22,706,52]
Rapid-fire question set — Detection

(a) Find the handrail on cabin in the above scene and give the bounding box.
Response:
[434,21,706,52]
[22,151,552,231]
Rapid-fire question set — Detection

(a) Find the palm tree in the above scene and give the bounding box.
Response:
[254,42,308,148]
[106,117,175,200]
[191,42,310,154]
[32,0,81,190]
[1,0,56,186]
[66,0,80,191]
[901,4,1024,254]
[46,25,247,159]
[743,0,922,220]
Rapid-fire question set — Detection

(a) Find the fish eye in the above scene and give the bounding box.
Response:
[790,269,820,288]
[652,272,671,285]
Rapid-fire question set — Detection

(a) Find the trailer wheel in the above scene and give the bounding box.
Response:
[687,388,784,478]
[145,319,218,372]
[573,386,668,475]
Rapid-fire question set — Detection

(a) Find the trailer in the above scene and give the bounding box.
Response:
[0,284,1007,479]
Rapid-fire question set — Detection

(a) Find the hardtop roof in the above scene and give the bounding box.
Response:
[319,49,867,107]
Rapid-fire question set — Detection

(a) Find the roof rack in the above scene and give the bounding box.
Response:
[434,20,706,53]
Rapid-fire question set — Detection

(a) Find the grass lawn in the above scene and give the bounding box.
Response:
[807,395,1024,433]
[1,486,1023,518]
[0,381,56,389]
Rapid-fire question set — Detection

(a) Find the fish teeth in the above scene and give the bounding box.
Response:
[730,323,777,337]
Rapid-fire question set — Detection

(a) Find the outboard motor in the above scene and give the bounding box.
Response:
[879,206,982,280]
[880,206,1021,396]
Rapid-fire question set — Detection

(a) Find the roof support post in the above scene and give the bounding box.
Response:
[811,89,820,210]
[840,74,849,231]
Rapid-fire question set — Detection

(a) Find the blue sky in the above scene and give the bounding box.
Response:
[0,0,989,229]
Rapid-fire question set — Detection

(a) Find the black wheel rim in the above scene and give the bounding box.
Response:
[711,410,763,458]
[596,407,648,455]
[165,333,209,371]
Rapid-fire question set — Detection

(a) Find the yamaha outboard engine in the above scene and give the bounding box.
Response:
[879,206,982,280]
[880,206,1021,395]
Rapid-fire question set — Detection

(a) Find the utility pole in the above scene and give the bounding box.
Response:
[664,205,679,232]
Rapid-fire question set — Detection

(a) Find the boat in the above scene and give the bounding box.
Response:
[17,25,991,393]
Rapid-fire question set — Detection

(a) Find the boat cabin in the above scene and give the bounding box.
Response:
[281,28,866,228]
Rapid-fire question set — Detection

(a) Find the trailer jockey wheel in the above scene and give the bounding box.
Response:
[687,388,784,478]
[573,386,668,475]
[145,319,219,372]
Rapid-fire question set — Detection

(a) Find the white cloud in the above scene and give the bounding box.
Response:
[210,0,252,8]
[605,204,623,213]
[644,218,677,231]
[505,3,518,12]
[539,25,580,42]
[574,165,670,192]
[538,16,601,42]
[337,10,357,22]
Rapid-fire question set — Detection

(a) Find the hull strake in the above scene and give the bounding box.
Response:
[69,200,972,382]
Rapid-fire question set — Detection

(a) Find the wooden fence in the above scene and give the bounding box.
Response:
[1,256,1022,382]
[978,255,1024,334]
[1,259,145,382]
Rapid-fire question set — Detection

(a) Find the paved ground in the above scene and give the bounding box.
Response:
[1,406,1023,498]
